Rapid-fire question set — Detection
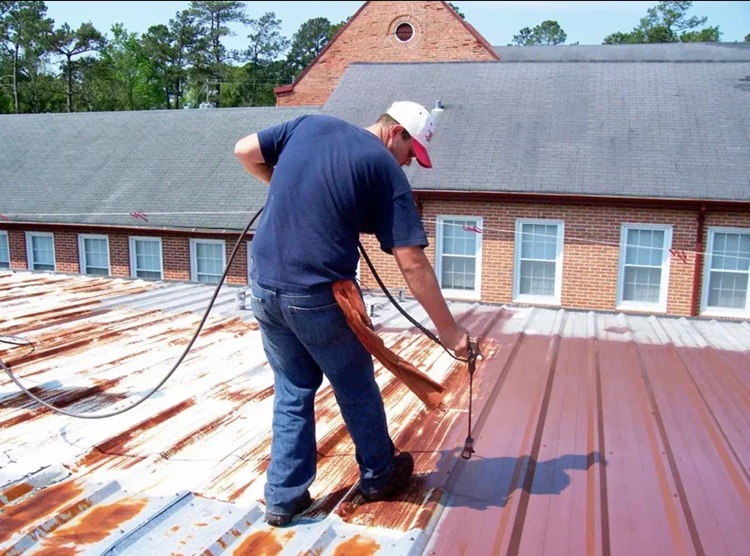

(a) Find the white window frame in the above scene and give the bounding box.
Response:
[435,215,483,300]
[0,231,9,269]
[513,219,564,305]
[701,226,750,318]
[78,234,110,276]
[25,231,56,272]
[616,224,673,313]
[190,238,226,283]
[129,236,163,280]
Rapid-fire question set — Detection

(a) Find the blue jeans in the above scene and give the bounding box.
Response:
[250,280,395,514]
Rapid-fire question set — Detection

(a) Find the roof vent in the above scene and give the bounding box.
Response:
[433,100,444,111]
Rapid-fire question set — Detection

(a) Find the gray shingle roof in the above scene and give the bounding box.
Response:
[322,61,750,201]
[493,42,750,62]
[2,44,749,234]
[0,106,318,230]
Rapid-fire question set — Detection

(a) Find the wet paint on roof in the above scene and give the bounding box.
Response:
[1,271,748,555]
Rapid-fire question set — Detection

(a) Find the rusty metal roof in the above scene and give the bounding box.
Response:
[1,270,748,555]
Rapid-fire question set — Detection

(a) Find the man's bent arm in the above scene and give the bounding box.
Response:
[392,245,469,358]
[234,133,273,184]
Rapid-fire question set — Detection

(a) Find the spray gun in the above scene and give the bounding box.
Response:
[461,337,483,460]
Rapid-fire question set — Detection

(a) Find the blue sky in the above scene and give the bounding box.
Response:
[44,1,749,49]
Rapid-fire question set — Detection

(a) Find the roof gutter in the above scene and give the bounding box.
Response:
[411,190,750,211]
[0,220,253,238]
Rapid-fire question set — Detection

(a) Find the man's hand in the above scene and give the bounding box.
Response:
[439,323,470,359]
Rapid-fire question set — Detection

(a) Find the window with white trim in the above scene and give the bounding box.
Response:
[0,231,9,269]
[25,232,55,272]
[513,219,564,304]
[190,239,225,283]
[78,234,110,276]
[702,227,750,316]
[435,216,483,299]
[129,237,163,280]
[617,224,672,312]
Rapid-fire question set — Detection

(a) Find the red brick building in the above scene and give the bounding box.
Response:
[1,4,749,321]
[275,1,498,106]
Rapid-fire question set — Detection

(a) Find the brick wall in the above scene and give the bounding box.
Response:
[3,227,249,286]
[3,203,749,319]
[276,1,497,107]
[356,200,750,318]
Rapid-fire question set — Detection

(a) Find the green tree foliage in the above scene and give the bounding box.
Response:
[187,0,247,107]
[82,23,162,111]
[285,17,340,81]
[510,20,567,46]
[448,2,465,19]
[142,10,204,109]
[0,1,53,113]
[603,1,720,44]
[0,2,382,113]
[45,21,106,112]
[222,11,289,107]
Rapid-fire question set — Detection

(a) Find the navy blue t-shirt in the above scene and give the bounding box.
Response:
[250,114,428,291]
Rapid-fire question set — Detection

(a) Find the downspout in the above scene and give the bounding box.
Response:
[691,203,707,317]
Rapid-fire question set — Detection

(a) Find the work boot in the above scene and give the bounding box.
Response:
[360,452,414,501]
[265,490,313,527]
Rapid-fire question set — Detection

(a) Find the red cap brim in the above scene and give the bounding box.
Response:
[412,139,432,169]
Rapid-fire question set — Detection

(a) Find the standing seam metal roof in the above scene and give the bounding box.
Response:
[1,270,748,555]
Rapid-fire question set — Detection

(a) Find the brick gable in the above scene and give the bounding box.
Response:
[275,1,498,107]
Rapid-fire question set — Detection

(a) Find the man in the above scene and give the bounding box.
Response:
[234,101,470,527]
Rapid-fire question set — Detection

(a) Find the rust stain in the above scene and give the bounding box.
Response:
[232,530,283,555]
[160,414,232,460]
[32,546,77,556]
[412,487,444,530]
[41,499,146,545]
[334,500,361,521]
[332,534,380,556]
[171,525,180,532]
[0,481,34,506]
[223,385,274,404]
[93,398,196,455]
[0,480,84,543]
[0,378,126,426]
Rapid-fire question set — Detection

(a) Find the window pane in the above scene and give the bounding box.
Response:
[441,256,476,290]
[83,238,109,274]
[521,224,557,260]
[625,229,664,266]
[31,235,54,270]
[517,222,559,298]
[0,234,9,268]
[621,228,667,304]
[710,232,750,272]
[707,272,748,309]
[439,218,479,293]
[441,220,477,257]
[195,242,224,283]
[519,260,555,295]
[133,239,162,279]
[623,266,662,303]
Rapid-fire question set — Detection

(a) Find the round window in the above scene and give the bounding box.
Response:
[395,22,414,43]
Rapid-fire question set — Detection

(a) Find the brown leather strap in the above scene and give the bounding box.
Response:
[332,280,445,410]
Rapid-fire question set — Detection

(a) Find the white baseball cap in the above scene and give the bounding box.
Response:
[386,101,435,169]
